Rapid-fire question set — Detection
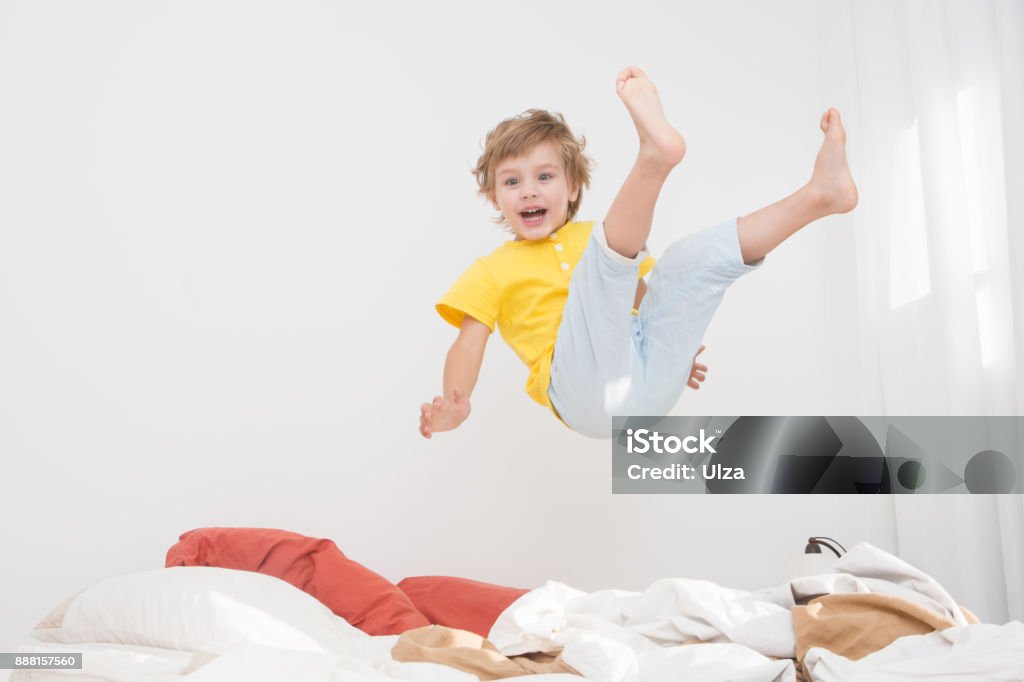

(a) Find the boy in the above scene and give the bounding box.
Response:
[421,67,857,439]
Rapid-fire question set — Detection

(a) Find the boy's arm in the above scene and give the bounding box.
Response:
[420,316,491,439]
[634,278,647,309]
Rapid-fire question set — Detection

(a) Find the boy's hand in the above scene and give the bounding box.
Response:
[419,388,471,439]
[687,345,708,389]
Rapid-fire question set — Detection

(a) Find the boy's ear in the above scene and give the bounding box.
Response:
[569,183,580,203]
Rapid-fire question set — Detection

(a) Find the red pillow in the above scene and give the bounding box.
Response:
[397,575,530,638]
[166,527,429,635]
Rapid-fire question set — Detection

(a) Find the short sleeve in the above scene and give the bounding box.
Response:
[639,255,656,279]
[436,259,501,331]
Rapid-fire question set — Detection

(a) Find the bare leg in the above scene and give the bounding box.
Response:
[603,67,687,259]
[737,108,859,264]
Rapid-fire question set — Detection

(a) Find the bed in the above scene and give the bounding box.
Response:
[3,535,1022,682]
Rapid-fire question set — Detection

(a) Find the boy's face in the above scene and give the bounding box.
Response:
[491,141,579,241]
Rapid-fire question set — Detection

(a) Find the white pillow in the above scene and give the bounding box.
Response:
[33,566,365,655]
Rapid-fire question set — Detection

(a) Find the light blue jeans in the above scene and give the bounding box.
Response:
[548,219,761,439]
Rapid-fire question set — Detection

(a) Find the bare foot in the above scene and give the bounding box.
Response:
[809,108,858,214]
[616,66,686,170]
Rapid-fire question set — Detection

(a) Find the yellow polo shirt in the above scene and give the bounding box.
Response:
[436,221,655,412]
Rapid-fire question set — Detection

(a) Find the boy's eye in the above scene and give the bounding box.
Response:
[539,173,552,181]
[504,178,518,186]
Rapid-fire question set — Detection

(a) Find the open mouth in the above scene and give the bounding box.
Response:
[520,208,547,227]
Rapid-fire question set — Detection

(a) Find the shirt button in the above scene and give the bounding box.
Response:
[555,244,563,252]
[561,262,569,271]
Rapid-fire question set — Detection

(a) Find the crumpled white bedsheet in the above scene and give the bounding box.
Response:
[804,622,1024,681]
[488,543,1022,682]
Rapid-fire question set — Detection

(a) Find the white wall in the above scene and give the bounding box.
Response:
[0,0,909,649]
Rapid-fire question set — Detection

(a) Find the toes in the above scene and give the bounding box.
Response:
[828,108,842,130]
[821,108,846,138]
[616,71,633,94]
[827,109,847,143]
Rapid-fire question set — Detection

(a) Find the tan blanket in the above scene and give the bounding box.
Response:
[792,593,980,681]
[395,596,979,681]
[392,625,579,680]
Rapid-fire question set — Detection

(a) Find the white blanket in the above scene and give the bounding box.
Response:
[488,543,1019,682]
[804,622,1024,681]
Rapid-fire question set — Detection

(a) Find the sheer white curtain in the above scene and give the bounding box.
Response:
[819,0,1024,622]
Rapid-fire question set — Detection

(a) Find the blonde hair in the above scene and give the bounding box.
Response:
[473,109,592,225]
